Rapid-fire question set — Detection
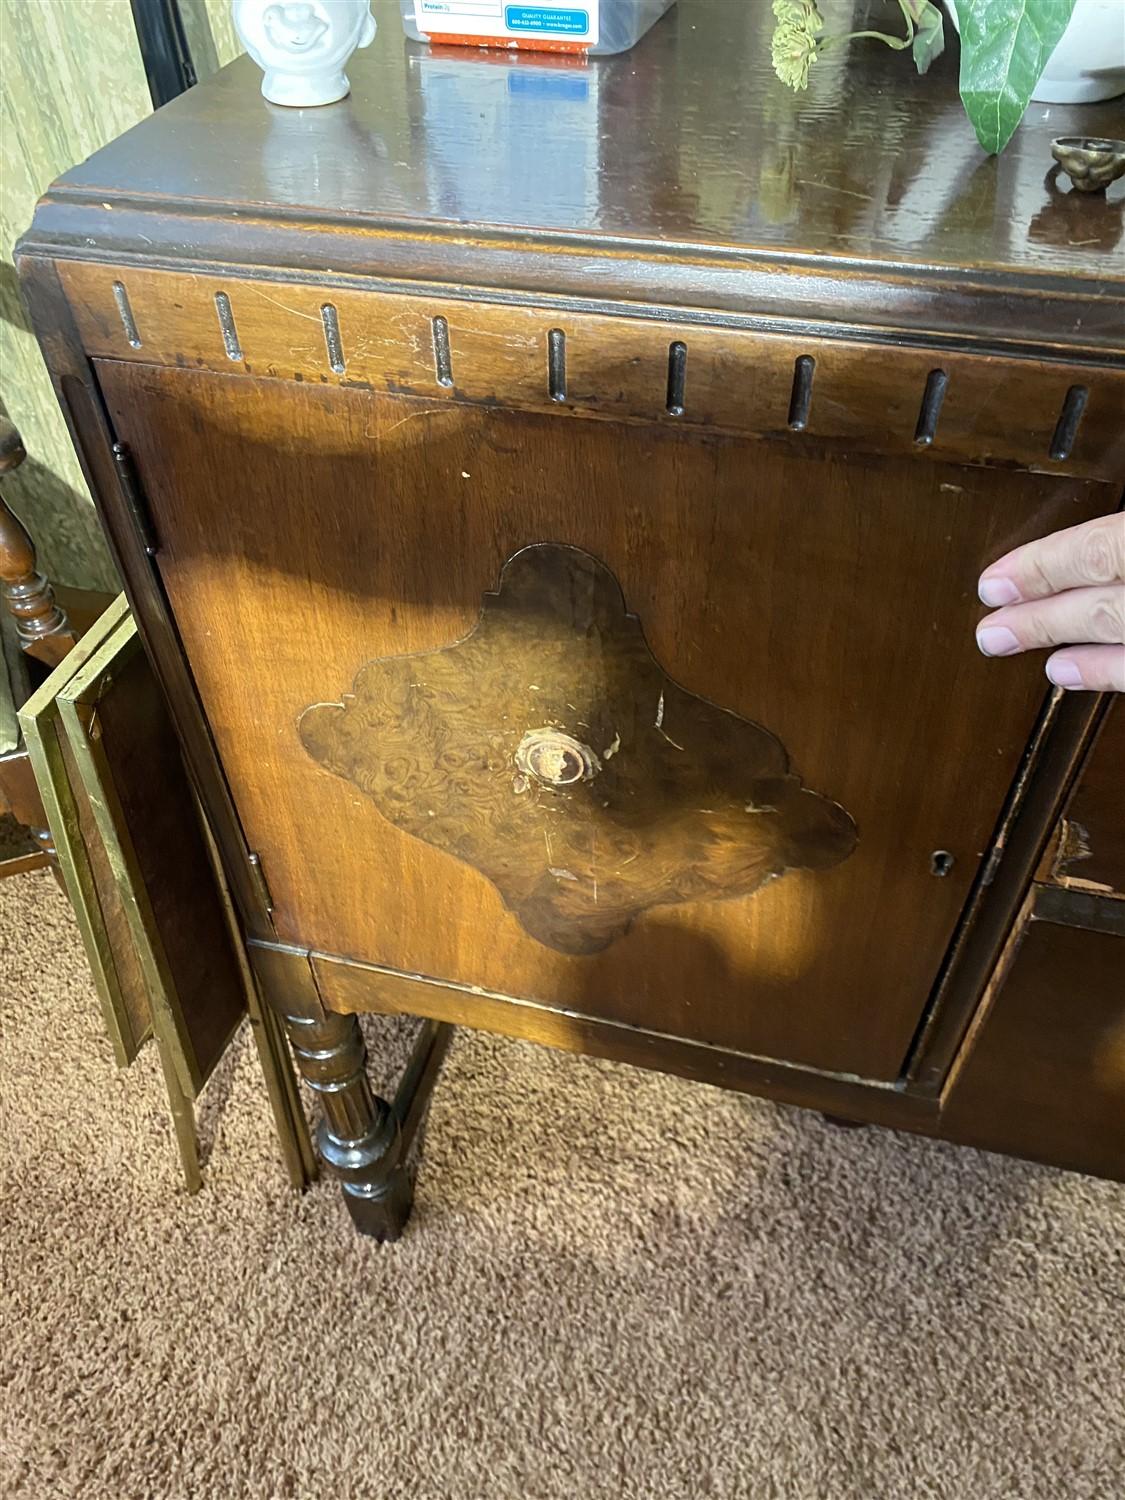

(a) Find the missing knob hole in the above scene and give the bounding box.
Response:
[515,728,600,789]
[930,850,955,877]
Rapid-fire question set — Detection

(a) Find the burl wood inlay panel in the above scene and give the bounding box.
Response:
[299,544,856,955]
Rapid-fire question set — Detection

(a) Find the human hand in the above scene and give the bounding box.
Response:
[976,513,1125,693]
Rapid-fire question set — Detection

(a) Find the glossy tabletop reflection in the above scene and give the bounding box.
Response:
[51,0,1125,283]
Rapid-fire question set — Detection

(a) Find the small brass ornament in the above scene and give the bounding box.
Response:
[1050,136,1125,194]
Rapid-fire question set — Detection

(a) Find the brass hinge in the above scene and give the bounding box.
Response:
[247,851,274,917]
[111,441,159,557]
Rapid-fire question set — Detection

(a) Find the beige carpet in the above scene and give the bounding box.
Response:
[2,869,1123,1500]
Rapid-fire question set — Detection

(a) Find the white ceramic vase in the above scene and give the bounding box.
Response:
[232,0,376,107]
[944,0,1125,104]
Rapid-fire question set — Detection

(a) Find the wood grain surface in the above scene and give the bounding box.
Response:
[56,263,1125,483]
[97,358,1113,1081]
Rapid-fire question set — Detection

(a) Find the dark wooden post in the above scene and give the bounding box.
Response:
[282,1009,415,1240]
[0,415,71,869]
[248,942,422,1240]
[0,416,79,668]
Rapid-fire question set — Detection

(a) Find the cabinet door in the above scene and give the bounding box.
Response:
[98,358,1113,1081]
[18,596,151,1063]
[19,599,312,1189]
[56,613,246,1095]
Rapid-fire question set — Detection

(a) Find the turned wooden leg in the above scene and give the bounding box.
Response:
[282,1009,414,1240]
[249,943,452,1240]
[0,419,79,671]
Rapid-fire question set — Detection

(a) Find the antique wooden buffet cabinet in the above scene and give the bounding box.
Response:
[19,1,1124,1236]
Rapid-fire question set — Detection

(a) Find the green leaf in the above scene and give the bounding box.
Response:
[954,0,1077,154]
[903,0,945,74]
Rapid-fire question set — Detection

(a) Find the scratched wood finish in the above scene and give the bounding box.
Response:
[1043,701,1125,898]
[55,263,1125,483]
[96,359,1113,1081]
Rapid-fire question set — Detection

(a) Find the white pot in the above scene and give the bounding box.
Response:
[233,0,377,107]
[944,0,1125,105]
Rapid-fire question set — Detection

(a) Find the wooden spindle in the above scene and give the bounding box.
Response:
[0,416,77,668]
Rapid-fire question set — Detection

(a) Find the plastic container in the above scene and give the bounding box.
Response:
[400,0,676,56]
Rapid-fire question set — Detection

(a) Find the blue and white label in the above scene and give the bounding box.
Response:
[417,0,600,45]
[505,7,589,35]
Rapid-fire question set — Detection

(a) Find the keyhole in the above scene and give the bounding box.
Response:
[930,850,955,877]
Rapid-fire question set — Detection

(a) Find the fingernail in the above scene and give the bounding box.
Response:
[1046,658,1084,689]
[976,625,1021,657]
[978,576,1021,606]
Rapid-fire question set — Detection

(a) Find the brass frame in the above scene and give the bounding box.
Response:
[19,597,314,1192]
[19,594,144,1063]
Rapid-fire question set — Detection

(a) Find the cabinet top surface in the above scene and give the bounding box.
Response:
[24,0,1125,342]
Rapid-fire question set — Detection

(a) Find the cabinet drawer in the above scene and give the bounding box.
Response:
[95,347,1113,1085]
[942,886,1125,1179]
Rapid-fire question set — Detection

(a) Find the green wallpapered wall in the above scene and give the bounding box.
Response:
[0,0,243,592]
